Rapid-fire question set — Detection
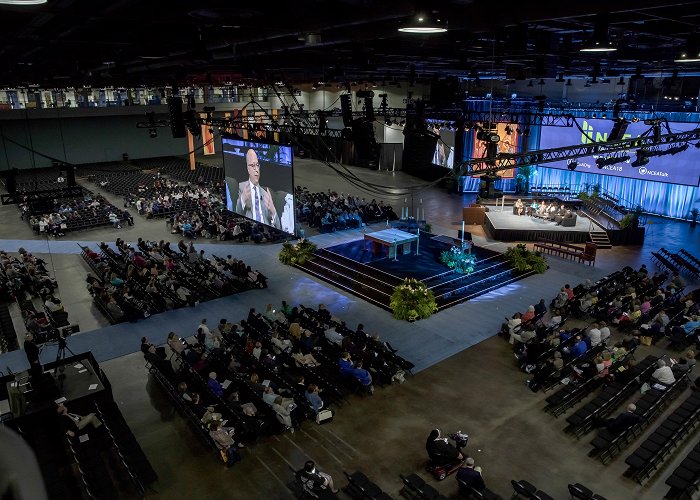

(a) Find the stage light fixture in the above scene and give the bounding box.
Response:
[149,128,158,139]
[398,13,447,33]
[567,160,578,171]
[596,154,630,168]
[566,79,572,86]
[631,150,649,167]
[0,0,46,4]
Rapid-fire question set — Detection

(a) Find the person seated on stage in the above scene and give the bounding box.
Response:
[56,403,103,437]
[529,199,540,215]
[426,429,464,465]
[514,199,524,216]
[537,202,548,216]
[547,203,557,218]
[557,204,567,215]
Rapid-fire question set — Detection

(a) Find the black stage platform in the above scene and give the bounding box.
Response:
[296,231,535,312]
[484,210,590,243]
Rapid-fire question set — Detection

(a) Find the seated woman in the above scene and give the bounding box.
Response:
[529,199,539,215]
[514,199,524,216]
[292,348,321,368]
[426,429,464,465]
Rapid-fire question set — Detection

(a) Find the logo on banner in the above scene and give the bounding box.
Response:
[638,167,669,178]
[580,120,633,144]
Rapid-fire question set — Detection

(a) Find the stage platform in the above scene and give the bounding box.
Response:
[484,210,590,243]
[294,231,536,312]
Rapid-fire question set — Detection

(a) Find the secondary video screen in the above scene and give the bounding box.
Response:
[222,136,295,235]
[428,122,455,169]
[539,119,700,186]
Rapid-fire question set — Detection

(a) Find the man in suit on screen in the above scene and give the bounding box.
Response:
[235,148,281,229]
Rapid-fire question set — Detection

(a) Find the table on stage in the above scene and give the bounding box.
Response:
[364,228,418,258]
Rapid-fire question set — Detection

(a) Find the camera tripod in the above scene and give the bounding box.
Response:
[53,335,77,390]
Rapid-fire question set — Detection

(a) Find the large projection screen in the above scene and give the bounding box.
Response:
[539,119,700,186]
[223,136,296,234]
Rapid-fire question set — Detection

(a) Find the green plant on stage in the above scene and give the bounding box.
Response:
[390,278,438,322]
[440,245,477,274]
[278,239,317,265]
[504,244,548,274]
[423,223,432,233]
[620,205,643,230]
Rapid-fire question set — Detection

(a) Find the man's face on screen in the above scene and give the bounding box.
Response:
[246,149,261,186]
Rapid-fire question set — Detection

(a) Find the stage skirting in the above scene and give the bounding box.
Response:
[484,215,588,243]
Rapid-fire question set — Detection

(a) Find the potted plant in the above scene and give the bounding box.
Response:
[389,278,438,321]
[516,165,534,196]
[503,244,548,274]
[279,239,317,265]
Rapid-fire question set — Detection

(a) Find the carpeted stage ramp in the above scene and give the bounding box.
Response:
[294,231,535,312]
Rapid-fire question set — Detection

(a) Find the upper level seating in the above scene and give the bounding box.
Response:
[153,158,225,185]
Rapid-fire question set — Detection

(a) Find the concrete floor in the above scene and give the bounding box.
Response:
[3,157,700,499]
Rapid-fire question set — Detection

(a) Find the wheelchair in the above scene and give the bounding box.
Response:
[425,431,469,480]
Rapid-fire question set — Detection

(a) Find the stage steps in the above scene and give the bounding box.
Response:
[589,231,612,249]
[296,259,392,310]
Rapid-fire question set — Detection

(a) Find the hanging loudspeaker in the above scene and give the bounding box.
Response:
[168,96,187,138]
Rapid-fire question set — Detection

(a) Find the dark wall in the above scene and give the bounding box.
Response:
[0,114,189,170]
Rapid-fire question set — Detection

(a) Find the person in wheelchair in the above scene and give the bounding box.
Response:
[426,428,464,465]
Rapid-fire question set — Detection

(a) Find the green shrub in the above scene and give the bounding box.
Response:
[504,245,547,274]
[279,239,317,265]
[390,278,438,321]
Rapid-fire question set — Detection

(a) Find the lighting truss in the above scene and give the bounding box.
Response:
[453,128,700,177]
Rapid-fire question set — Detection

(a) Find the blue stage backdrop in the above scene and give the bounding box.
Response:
[530,167,699,220]
[539,118,700,186]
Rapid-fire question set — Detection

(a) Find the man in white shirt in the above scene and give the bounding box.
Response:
[651,359,676,385]
[587,323,602,347]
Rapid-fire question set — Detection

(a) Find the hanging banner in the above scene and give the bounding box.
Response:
[471,123,518,179]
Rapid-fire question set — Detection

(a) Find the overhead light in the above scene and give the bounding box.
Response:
[632,150,649,167]
[398,13,447,34]
[596,154,630,168]
[674,35,700,62]
[617,76,625,85]
[0,0,47,4]
[580,15,617,52]
[567,160,578,171]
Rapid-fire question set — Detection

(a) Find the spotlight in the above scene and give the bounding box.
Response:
[567,160,578,171]
[596,154,630,168]
[149,128,158,138]
[632,150,649,167]
[674,35,700,63]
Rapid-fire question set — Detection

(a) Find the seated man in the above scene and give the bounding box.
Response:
[339,352,374,392]
[651,359,676,385]
[298,460,339,495]
[456,457,485,492]
[605,403,641,435]
[56,403,102,437]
